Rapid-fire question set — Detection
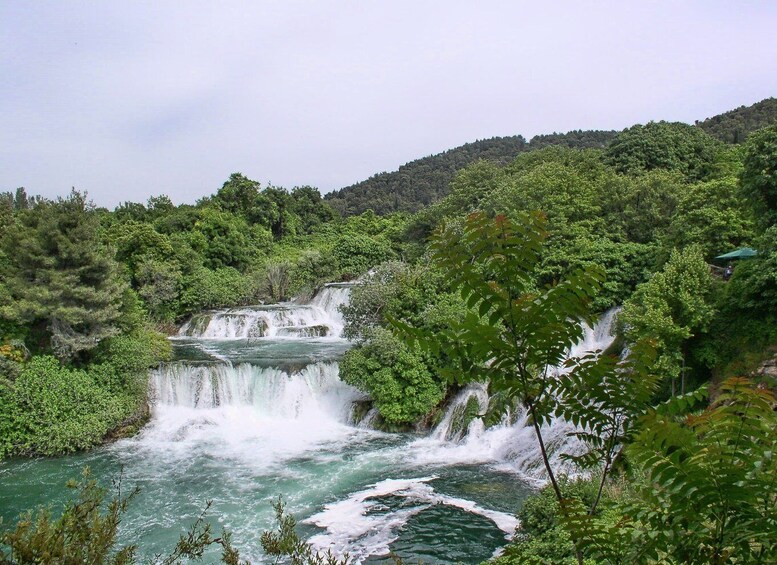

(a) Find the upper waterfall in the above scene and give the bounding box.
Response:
[178,283,353,340]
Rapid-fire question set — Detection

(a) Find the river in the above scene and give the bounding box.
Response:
[0,286,617,563]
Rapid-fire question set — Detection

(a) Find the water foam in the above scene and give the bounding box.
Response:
[306,477,519,561]
[137,361,367,468]
[405,309,620,482]
[178,285,352,340]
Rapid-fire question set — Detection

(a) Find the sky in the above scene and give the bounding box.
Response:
[2,1,777,208]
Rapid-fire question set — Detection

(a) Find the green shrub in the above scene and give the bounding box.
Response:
[179,266,254,314]
[491,478,600,565]
[94,330,172,377]
[1,329,169,457]
[10,356,125,455]
[332,233,394,277]
[339,328,445,426]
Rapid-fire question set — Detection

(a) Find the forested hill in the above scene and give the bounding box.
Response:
[324,136,527,216]
[696,97,777,143]
[325,98,776,217]
[324,131,617,216]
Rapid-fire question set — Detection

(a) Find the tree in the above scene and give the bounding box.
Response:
[396,212,657,565]
[667,178,756,258]
[262,185,295,239]
[135,258,182,322]
[740,124,777,225]
[190,208,252,270]
[619,246,715,395]
[565,379,777,564]
[340,328,444,427]
[290,185,338,234]
[605,121,722,181]
[0,191,127,361]
[107,220,175,282]
[601,171,684,244]
[723,225,777,316]
[212,172,274,228]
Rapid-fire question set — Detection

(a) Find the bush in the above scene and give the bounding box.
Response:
[1,330,169,457]
[93,330,172,382]
[339,328,445,426]
[179,267,254,314]
[492,478,600,565]
[9,356,127,455]
[331,233,394,277]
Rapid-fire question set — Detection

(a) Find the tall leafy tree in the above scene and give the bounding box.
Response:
[0,191,127,361]
[740,124,777,226]
[605,121,722,181]
[565,378,777,564]
[396,212,657,565]
[667,177,756,257]
[619,246,714,395]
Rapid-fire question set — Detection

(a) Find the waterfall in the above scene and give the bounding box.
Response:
[568,307,619,358]
[421,308,620,481]
[139,284,365,466]
[177,284,352,340]
[308,284,351,331]
[432,384,489,442]
[149,361,361,422]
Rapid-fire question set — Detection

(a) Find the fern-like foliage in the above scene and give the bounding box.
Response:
[564,377,777,564]
[393,212,659,564]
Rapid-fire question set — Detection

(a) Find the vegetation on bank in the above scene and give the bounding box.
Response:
[1,100,777,562]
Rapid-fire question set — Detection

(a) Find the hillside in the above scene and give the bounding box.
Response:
[325,98,777,217]
[696,97,777,143]
[324,136,527,216]
[324,131,616,216]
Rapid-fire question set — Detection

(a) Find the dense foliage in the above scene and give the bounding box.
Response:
[325,136,529,216]
[696,97,777,143]
[326,98,774,218]
[2,97,777,563]
[340,327,444,426]
[324,131,619,217]
[0,176,401,457]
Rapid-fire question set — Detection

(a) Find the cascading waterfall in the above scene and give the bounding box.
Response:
[417,308,620,481]
[177,284,352,339]
[0,276,622,564]
[432,383,490,442]
[149,361,360,420]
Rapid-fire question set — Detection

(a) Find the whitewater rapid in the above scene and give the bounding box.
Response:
[0,287,621,563]
[138,288,621,561]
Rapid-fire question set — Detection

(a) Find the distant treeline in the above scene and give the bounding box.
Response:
[325,97,777,216]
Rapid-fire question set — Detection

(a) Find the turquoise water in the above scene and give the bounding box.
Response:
[0,290,538,563]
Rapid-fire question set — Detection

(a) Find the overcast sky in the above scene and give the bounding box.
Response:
[2,1,776,208]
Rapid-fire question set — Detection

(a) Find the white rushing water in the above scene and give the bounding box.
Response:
[140,360,369,472]
[408,308,620,482]
[0,277,624,563]
[80,297,621,562]
[306,477,520,562]
[178,284,351,340]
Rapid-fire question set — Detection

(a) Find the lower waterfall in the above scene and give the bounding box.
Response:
[149,361,360,420]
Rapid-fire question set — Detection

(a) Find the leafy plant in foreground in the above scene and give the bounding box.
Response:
[395,212,657,565]
[563,378,777,564]
[0,471,359,565]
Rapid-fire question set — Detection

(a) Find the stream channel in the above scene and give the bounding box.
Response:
[0,284,617,563]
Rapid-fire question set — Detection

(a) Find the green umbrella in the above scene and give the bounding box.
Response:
[715,247,758,260]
